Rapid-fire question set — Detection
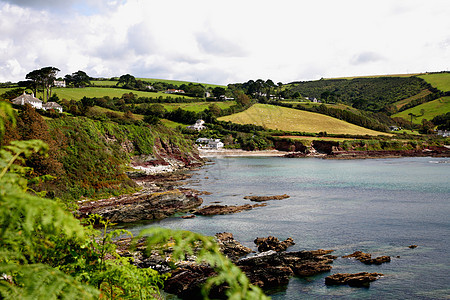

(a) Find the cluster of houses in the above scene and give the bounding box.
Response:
[187,119,224,149]
[165,89,185,94]
[11,92,63,112]
[195,138,224,149]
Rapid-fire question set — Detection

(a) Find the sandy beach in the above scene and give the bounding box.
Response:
[198,148,289,157]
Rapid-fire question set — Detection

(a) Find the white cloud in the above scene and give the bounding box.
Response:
[0,0,449,84]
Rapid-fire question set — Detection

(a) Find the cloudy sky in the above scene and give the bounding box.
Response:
[0,0,449,85]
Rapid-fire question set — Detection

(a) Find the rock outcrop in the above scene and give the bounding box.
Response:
[216,232,253,261]
[244,194,290,202]
[254,236,295,252]
[342,251,391,265]
[325,272,384,287]
[193,203,266,216]
[77,189,202,222]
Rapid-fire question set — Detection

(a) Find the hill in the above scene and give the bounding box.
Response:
[286,76,430,112]
[392,96,450,124]
[218,104,389,136]
[418,73,450,92]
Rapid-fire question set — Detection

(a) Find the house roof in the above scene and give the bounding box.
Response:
[11,92,42,105]
[43,102,62,108]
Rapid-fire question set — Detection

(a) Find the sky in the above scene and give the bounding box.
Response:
[0,0,449,85]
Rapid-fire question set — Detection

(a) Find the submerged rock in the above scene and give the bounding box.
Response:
[193,203,266,216]
[244,194,290,202]
[342,251,391,265]
[325,272,384,287]
[254,236,295,252]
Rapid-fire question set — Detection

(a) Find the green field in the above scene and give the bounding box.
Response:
[418,73,450,92]
[162,101,235,112]
[91,78,225,89]
[218,104,390,136]
[393,89,432,110]
[283,101,362,114]
[392,97,450,124]
[46,87,192,101]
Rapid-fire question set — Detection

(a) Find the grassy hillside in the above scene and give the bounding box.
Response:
[392,96,450,124]
[91,78,225,89]
[47,87,191,101]
[286,76,428,112]
[418,73,450,92]
[218,104,389,136]
[393,89,433,110]
[162,101,235,112]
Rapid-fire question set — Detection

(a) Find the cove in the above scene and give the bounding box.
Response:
[128,156,450,299]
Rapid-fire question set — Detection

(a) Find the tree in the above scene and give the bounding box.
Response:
[212,87,226,99]
[65,70,91,87]
[116,74,137,88]
[26,66,60,103]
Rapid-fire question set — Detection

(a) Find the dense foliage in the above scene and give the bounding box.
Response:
[284,77,433,112]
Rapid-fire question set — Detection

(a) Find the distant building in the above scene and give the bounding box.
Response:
[187,119,207,131]
[389,126,400,131]
[11,92,43,110]
[53,80,66,87]
[165,89,185,94]
[195,138,224,149]
[437,130,449,137]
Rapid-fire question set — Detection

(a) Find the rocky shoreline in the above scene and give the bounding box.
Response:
[115,233,388,298]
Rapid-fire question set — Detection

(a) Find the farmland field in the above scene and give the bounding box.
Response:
[45,87,192,101]
[392,96,450,124]
[393,89,432,110]
[218,104,389,135]
[162,101,235,112]
[418,73,450,92]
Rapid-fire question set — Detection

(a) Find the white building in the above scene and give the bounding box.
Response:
[195,138,224,149]
[12,92,63,112]
[11,92,43,110]
[53,80,66,88]
[43,102,63,112]
[187,119,207,131]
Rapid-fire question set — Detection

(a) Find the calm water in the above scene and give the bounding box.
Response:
[128,157,450,299]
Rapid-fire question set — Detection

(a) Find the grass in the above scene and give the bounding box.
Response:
[392,96,450,124]
[327,73,423,80]
[279,136,353,142]
[418,73,450,92]
[91,78,225,89]
[44,87,192,101]
[218,104,390,136]
[162,101,235,113]
[283,101,362,114]
[160,119,186,129]
[90,106,144,120]
[393,89,432,110]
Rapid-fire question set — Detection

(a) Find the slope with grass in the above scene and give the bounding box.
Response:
[393,89,433,110]
[418,73,450,92]
[218,104,389,135]
[392,97,450,124]
[162,101,235,112]
[45,87,192,101]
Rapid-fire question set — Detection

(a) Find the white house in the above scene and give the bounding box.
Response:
[187,119,207,131]
[53,80,66,88]
[11,92,43,110]
[43,102,63,112]
[195,138,224,149]
[437,130,449,137]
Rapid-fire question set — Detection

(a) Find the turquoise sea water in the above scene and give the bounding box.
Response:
[129,157,450,299]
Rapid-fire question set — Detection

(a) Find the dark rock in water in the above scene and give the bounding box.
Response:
[215,232,253,262]
[342,250,391,265]
[244,194,290,202]
[237,250,334,288]
[76,189,202,223]
[254,236,295,252]
[409,245,418,249]
[164,264,218,298]
[193,203,266,216]
[325,272,384,287]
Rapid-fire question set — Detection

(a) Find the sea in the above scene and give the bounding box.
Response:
[127,156,450,299]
